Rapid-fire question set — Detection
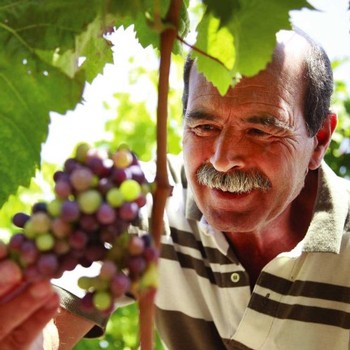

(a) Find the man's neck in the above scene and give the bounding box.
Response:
[225,169,319,289]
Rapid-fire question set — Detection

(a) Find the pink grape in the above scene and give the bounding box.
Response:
[54,180,72,199]
[99,260,117,280]
[51,217,72,238]
[112,149,133,169]
[110,272,130,297]
[70,167,95,192]
[128,236,145,256]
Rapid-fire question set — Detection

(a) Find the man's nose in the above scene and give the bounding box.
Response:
[209,132,246,173]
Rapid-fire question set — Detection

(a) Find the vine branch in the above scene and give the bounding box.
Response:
[139,1,182,349]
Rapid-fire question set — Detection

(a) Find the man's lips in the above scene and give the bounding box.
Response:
[211,188,253,199]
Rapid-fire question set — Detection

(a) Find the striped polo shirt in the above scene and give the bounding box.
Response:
[53,154,350,349]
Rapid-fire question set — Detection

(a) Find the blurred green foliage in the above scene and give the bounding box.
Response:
[325,60,350,177]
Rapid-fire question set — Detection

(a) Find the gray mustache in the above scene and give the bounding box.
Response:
[196,163,272,193]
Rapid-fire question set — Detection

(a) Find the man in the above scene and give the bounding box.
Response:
[1,28,349,349]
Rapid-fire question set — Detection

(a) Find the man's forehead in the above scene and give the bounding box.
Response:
[188,32,309,102]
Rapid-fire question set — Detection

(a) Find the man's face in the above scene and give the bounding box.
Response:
[182,56,318,234]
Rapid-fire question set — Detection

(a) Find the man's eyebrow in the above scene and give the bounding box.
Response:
[244,116,292,131]
[184,110,216,121]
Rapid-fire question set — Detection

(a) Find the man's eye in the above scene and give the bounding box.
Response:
[192,124,218,136]
[248,128,269,137]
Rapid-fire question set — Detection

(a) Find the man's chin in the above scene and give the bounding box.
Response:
[204,211,257,233]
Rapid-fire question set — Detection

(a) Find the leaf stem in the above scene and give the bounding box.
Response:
[176,34,227,68]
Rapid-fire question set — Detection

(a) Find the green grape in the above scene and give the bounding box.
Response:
[92,291,112,311]
[35,233,55,251]
[78,276,94,290]
[47,199,63,217]
[75,142,91,163]
[77,190,103,214]
[119,179,141,202]
[23,220,37,239]
[30,212,51,234]
[106,188,124,207]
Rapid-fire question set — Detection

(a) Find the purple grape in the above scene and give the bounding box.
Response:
[96,203,116,225]
[84,244,107,263]
[59,254,79,272]
[98,178,114,195]
[119,202,139,221]
[79,214,99,232]
[86,156,110,177]
[81,292,94,312]
[53,170,69,182]
[64,158,80,174]
[20,240,39,265]
[143,246,159,263]
[8,233,26,251]
[60,200,80,222]
[129,165,146,183]
[127,256,146,277]
[37,253,59,277]
[69,230,88,250]
[110,167,130,185]
[31,202,48,213]
[12,213,30,228]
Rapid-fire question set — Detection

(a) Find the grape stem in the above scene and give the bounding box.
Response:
[139,0,182,349]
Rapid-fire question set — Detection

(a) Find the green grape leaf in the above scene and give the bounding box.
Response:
[0,52,83,206]
[193,0,313,95]
[0,0,102,52]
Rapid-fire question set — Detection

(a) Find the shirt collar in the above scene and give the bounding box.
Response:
[302,161,350,253]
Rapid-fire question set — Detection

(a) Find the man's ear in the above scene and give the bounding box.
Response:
[309,113,337,170]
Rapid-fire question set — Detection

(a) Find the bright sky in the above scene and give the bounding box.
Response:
[41,0,350,165]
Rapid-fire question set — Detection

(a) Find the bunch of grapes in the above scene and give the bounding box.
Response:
[0,143,158,313]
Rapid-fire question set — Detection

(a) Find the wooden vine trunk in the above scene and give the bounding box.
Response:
[139,0,182,349]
